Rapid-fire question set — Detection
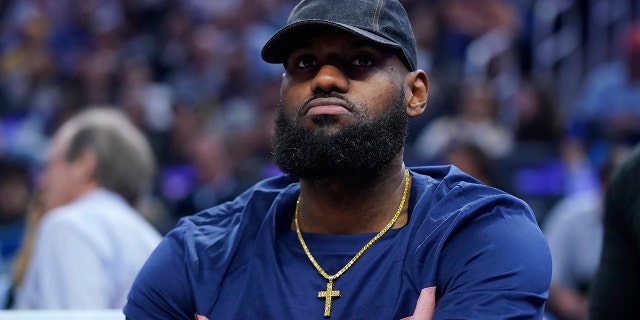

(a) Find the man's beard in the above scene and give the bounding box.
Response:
[271,90,408,185]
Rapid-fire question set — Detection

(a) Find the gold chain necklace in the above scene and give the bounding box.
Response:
[294,169,411,318]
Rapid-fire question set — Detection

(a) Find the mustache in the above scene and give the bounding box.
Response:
[297,92,358,114]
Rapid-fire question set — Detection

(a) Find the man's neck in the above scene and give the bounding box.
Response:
[295,164,408,234]
[71,182,100,203]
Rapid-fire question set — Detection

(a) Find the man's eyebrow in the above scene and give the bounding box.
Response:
[289,40,312,52]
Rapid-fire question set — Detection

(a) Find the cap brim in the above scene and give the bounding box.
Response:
[261,20,402,64]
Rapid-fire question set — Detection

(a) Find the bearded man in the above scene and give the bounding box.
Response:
[125,0,551,319]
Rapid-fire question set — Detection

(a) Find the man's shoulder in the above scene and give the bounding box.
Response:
[40,188,139,230]
[409,165,506,196]
[409,165,534,221]
[168,174,298,245]
[39,201,88,232]
[127,174,299,309]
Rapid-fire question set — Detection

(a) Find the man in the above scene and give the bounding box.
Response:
[14,107,162,309]
[125,0,551,319]
[589,143,640,319]
[544,148,625,320]
[574,22,640,144]
[0,156,31,306]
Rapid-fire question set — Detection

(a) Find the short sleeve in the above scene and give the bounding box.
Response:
[434,198,552,319]
[124,226,195,320]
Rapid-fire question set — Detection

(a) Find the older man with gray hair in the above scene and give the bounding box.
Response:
[14,107,161,309]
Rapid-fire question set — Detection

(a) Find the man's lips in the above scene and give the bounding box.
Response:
[302,97,352,116]
[306,105,350,116]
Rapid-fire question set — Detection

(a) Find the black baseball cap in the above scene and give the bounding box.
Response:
[261,0,418,71]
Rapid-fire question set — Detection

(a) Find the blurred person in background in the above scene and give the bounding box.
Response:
[413,80,513,162]
[442,141,494,186]
[7,190,46,309]
[12,107,161,309]
[512,79,564,145]
[543,146,628,320]
[171,132,243,224]
[589,143,640,319]
[572,22,640,147]
[0,156,32,308]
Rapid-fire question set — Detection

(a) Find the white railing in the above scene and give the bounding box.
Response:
[0,310,124,320]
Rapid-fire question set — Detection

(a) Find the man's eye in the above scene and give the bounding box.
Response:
[352,56,374,67]
[296,57,317,68]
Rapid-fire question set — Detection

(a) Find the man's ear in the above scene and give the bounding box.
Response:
[405,70,429,118]
[73,150,97,183]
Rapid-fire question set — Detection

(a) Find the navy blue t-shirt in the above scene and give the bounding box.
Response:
[124,166,551,319]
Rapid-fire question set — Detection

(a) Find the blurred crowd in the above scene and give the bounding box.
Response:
[0,0,639,318]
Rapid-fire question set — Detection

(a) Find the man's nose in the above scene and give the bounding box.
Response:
[310,64,349,94]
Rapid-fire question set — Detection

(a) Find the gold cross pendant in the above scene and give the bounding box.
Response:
[317,280,341,317]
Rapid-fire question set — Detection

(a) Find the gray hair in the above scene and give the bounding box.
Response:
[62,107,156,205]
